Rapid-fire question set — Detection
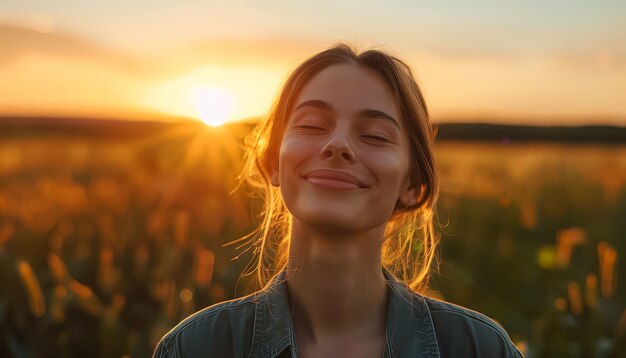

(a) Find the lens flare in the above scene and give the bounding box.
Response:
[193,86,235,127]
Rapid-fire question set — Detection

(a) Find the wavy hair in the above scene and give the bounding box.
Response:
[228,42,440,292]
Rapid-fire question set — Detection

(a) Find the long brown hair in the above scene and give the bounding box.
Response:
[229,42,440,292]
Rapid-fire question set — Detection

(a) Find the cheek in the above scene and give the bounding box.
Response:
[278,135,317,173]
[277,136,321,216]
[277,135,321,200]
[367,149,409,190]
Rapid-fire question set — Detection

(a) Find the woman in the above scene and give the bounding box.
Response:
[154,43,524,358]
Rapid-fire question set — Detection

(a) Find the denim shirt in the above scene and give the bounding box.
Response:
[154,268,524,358]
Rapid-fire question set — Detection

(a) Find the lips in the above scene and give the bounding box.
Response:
[304,169,368,189]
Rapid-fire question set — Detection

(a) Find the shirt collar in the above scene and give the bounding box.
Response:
[249,267,440,358]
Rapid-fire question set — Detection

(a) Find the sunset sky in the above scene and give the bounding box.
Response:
[1,0,625,125]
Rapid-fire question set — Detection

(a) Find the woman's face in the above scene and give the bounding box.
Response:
[272,62,418,233]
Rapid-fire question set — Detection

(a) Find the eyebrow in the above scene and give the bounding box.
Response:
[292,99,400,128]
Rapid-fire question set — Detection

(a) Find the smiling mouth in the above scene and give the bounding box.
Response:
[305,177,363,190]
[303,169,368,190]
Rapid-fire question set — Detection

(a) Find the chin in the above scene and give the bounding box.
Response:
[291,204,351,228]
[294,207,386,236]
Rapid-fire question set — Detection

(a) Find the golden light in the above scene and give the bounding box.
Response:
[140,65,280,124]
[193,86,235,127]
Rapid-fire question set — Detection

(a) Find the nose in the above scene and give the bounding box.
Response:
[320,133,355,162]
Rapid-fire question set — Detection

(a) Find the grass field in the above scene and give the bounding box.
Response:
[0,119,624,357]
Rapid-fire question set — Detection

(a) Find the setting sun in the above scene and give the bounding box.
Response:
[193,86,235,126]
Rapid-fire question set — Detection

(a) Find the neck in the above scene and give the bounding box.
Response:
[285,217,389,344]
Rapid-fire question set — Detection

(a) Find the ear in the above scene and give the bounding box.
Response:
[398,176,420,207]
[269,158,280,187]
[271,171,279,187]
[399,188,418,207]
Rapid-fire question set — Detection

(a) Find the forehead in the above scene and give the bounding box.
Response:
[293,63,399,118]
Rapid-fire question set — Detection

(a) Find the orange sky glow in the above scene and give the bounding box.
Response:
[1,1,625,126]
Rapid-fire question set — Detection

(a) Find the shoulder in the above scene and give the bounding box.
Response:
[152,292,260,358]
[422,295,524,358]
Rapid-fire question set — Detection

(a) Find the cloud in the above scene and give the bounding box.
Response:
[0,11,56,33]
[0,24,150,74]
[549,50,626,70]
[0,23,330,82]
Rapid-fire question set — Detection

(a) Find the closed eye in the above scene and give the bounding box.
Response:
[361,135,391,142]
[297,125,325,130]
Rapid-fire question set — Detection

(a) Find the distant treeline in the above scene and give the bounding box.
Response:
[435,122,626,144]
[1,116,625,143]
[0,116,171,140]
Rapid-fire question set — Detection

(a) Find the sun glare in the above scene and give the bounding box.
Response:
[193,86,235,126]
